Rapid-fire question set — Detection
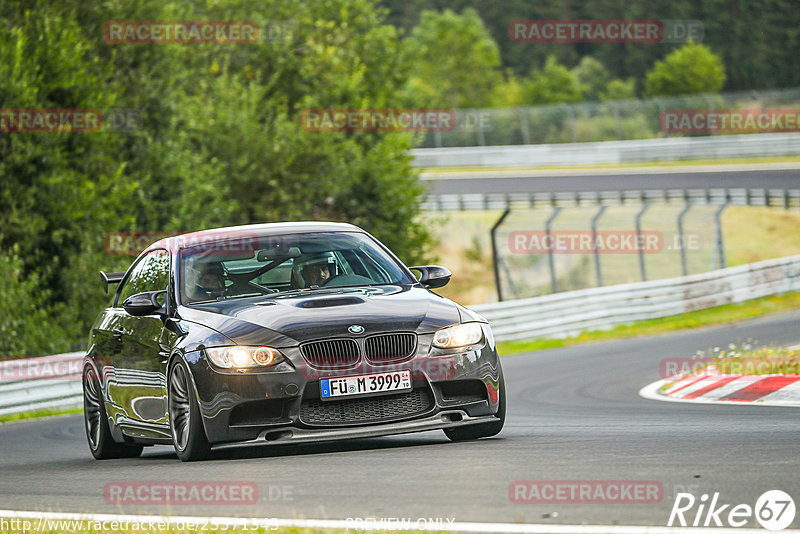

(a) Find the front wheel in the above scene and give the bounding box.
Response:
[444,370,506,442]
[168,358,211,462]
[83,366,143,459]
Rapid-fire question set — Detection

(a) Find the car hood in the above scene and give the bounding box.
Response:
[177,285,463,347]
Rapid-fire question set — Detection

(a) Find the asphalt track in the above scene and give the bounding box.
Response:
[1,310,799,528]
[422,164,800,195]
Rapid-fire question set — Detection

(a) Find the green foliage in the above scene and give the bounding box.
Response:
[600,78,637,101]
[645,41,726,97]
[522,56,584,105]
[488,71,525,107]
[401,8,501,108]
[571,57,610,101]
[0,247,70,358]
[381,0,800,93]
[0,0,434,356]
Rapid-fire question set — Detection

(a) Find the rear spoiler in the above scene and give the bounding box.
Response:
[100,271,125,294]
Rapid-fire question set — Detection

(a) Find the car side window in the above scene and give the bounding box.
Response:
[116,250,169,307]
[137,250,170,294]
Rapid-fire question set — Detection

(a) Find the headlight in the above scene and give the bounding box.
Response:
[205,346,284,368]
[432,323,484,349]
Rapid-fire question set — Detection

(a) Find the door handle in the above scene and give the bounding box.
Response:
[112,328,127,338]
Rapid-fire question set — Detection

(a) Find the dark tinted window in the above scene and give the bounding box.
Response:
[179,232,414,304]
[117,249,169,306]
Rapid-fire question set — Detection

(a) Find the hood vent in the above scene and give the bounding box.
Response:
[296,296,365,309]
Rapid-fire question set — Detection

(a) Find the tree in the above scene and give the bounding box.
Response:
[522,56,584,105]
[600,78,637,101]
[489,71,525,107]
[571,57,610,101]
[645,41,726,97]
[0,7,137,353]
[401,8,502,108]
[0,0,434,356]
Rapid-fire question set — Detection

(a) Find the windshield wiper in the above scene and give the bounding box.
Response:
[258,287,321,299]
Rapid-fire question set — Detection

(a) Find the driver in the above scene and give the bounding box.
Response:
[301,261,331,287]
[189,261,226,301]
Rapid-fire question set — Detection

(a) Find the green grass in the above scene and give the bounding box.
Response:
[419,154,800,174]
[497,291,800,355]
[0,406,81,424]
[706,343,800,376]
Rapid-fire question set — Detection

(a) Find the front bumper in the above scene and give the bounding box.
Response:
[185,334,502,445]
[212,410,498,450]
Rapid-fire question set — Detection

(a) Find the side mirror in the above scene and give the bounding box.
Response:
[409,265,452,289]
[123,290,167,317]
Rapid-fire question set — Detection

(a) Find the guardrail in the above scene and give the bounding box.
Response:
[411,132,800,168]
[3,254,800,416]
[472,254,800,341]
[0,352,84,417]
[421,188,800,211]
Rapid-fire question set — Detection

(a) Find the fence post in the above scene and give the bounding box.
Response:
[591,205,607,286]
[563,105,577,143]
[635,201,652,281]
[546,207,562,293]
[474,110,486,146]
[677,196,693,276]
[518,108,530,145]
[612,103,623,140]
[491,208,511,302]
[713,200,729,269]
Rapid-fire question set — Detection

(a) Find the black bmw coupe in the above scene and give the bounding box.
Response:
[83,222,505,461]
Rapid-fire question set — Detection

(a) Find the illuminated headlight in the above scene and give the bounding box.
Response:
[432,323,484,349]
[206,346,284,368]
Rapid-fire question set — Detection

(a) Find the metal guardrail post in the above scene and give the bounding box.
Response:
[433,130,442,148]
[563,105,577,143]
[635,201,652,281]
[491,208,511,302]
[612,104,623,140]
[590,205,607,286]
[518,108,530,145]
[474,110,486,146]
[677,196,693,276]
[713,200,730,269]
[545,207,562,293]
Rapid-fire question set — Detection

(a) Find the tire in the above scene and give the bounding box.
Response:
[168,358,211,462]
[83,366,143,459]
[444,368,506,442]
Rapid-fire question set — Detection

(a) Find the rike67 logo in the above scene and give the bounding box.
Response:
[669,490,796,530]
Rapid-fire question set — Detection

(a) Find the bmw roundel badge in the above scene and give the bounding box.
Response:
[348,325,364,334]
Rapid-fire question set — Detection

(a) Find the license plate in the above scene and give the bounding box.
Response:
[320,370,412,400]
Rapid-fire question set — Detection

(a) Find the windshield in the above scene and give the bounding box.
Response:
[178,231,415,304]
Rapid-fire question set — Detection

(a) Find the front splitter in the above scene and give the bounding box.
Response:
[211,410,496,450]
